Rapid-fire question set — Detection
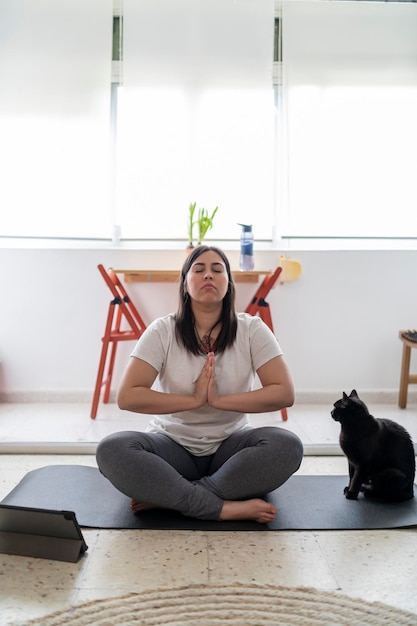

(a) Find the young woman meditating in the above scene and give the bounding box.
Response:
[96,246,303,523]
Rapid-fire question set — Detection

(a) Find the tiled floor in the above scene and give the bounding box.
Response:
[0,402,417,625]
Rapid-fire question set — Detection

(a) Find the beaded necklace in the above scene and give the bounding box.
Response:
[196,320,220,354]
[199,333,216,354]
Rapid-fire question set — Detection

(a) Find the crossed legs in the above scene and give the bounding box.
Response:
[96,426,303,522]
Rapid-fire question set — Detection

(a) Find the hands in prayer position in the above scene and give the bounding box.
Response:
[194,351,219,408]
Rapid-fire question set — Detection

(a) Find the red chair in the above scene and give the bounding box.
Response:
[245,265,288,421]
[91,265,147,419]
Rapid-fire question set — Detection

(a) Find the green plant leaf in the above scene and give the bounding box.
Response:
[187,202,197,243]
[197,206,219,243]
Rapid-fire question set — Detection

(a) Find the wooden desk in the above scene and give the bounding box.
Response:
[112,258,301,285]
[112,269,268,284]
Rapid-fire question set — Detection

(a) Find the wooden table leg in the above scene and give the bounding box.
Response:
[399,343,411,409]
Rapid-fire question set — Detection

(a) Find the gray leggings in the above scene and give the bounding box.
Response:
[96,426,303,521]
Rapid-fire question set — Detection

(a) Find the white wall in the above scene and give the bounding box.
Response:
[1,246,416,404]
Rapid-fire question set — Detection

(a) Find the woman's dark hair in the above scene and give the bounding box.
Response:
[175,245,237,355]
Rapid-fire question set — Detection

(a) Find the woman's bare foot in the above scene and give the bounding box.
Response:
[219,499,277,524]
[130,499,160,512]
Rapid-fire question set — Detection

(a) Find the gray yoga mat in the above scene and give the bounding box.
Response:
[2,465,417,531]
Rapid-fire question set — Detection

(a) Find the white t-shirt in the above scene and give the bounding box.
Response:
[130,312,283,456]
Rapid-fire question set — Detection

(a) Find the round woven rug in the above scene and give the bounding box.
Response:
[24,584,417,626]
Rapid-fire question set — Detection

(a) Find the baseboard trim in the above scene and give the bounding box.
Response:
[295,389,416,405]
[1,389,415,405]
[0,391,99,403]
[0,442,342,456]
[0,442,97,455]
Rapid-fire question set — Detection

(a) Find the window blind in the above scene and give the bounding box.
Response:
[117,0,274,241]
[281,1,417,239]
[0,0,113,238]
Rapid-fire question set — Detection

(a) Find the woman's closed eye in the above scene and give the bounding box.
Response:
[192,264,225,274]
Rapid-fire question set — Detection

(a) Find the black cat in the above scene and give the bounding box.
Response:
[331,390,415,501]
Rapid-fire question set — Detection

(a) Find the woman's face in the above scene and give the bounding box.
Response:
[185,249,229,306]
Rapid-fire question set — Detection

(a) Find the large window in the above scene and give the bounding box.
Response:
[1,0,274,243]
[280,1,417,239]
[1,1,417,244]
[0,0,113,239]
[114,0,274,241]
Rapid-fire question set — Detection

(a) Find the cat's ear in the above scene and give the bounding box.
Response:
[350,389,358,398]
[342,392,348,400]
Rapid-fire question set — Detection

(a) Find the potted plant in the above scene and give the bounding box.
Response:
[187,202,218,249]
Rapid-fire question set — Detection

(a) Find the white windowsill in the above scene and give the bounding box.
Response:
[1,237,417,252]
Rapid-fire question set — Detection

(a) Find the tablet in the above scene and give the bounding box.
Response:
[0,504,88,562]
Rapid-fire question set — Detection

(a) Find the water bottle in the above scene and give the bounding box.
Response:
[238,223,254,271]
